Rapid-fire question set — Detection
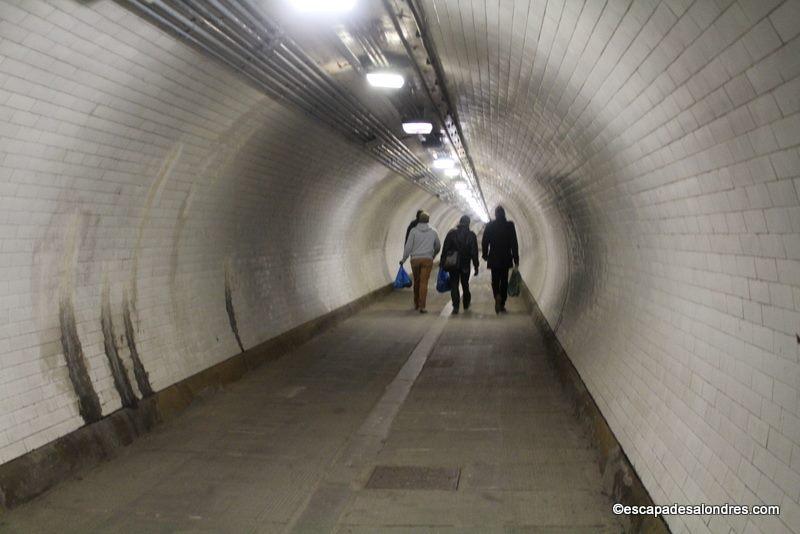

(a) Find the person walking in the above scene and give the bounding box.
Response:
[405,209,423,243]
[441,215,479,314]
[481,206,519,314]
[400,211,440,313]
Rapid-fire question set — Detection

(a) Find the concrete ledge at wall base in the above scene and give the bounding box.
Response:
[520,284,670,534]
[0,283,395,511]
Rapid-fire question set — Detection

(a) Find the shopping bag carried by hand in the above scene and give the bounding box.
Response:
[436,267,451,293]
[393,266,412,289]
[508,268,522,297]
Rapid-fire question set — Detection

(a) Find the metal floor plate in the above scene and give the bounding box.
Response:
[365,465,461,491]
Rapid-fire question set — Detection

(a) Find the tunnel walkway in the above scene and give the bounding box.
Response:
[0,277,622,533]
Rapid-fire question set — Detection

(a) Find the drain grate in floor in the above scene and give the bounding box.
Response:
[365,465,460,491]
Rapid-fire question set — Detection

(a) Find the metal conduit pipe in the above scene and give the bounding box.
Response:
[127,0,366,146]
[223,3,389,142]
[123,0,385,158]
[228,0,465,192]
[123,0,452,198]
[226,2,442,185]
[382,0,489,218]
[403,0,490,215]
[122,1,290,106]
[170,0,380,143]
[231,0,433,163]
[180,0,377,142]
[177,0,468,205]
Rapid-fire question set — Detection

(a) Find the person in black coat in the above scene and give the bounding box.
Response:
[481,206,519,314]
[441,215,479,314]
[405,210,423,243]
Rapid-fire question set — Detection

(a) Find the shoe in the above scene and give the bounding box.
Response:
[494,296,501,314]
[419,309,428,314]
[500,307,508,314]
[452,307,459,315]
[463,300,470,310]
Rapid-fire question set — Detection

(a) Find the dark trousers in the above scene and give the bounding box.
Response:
[449,270,471,310]
[491,267,510,306]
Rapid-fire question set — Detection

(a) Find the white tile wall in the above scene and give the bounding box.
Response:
[422,0,800,532]
[3,0,798,531]
[0,0,455,465]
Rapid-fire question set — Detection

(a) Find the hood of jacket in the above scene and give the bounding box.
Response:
[415,222,431,232]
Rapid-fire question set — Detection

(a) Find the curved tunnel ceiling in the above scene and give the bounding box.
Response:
[0,1,799,533]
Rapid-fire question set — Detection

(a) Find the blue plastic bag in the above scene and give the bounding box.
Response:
[393,266,412,289]
[436,267,450,293]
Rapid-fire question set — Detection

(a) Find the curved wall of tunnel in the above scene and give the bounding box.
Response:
[0,1,799,533]
[420,1,800,532]
[0,0,458,463]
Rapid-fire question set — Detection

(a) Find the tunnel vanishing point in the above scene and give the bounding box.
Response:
[0,0,799,532]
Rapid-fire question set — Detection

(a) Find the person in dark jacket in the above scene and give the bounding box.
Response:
[481,206,519,314]
[405,210,423,243]
[441,215,479,314]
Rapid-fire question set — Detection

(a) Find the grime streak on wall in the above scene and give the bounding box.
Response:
[122,292,154,398]
[55,213,102,424]
[101,281,137,409]
[58,297,102,424]
[224,261,245,353]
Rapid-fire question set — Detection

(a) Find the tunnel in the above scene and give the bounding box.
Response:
[0,0,799,532]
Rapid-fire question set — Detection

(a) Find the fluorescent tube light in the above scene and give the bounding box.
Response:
[289,0,356,12]
[402,121,433,135]
[444,167,460,177]
[432,158,455,170]
[366,71,405,89]
[458,188,474,199]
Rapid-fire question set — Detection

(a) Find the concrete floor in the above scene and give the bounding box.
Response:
[0,274,623,533]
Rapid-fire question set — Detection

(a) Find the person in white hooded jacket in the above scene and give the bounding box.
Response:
[400,211,441,313]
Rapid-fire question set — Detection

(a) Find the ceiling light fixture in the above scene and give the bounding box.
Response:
[288,0,356,13]
[444,168,461,177]
[402,121,433,135]
[366,71,405,89]
[432,158,455,170]
[453,182,467,190]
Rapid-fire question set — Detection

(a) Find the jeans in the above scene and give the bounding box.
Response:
[449,270,471,310]
[410,258,433,310]
[491,267,510,306]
